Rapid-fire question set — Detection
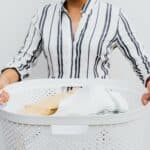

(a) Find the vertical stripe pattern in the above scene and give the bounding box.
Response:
[3,0,150,85]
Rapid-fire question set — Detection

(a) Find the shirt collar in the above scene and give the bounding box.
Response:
[60,0,97,14]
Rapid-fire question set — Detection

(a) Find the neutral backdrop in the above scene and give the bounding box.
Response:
[0,0,150,149]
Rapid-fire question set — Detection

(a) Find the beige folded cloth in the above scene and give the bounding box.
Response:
[19,88,77,116]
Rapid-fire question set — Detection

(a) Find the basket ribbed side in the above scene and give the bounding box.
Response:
[0,117,146,150]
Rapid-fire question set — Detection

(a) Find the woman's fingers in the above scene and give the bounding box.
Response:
[141,92,150,105]
[3,91,9,102]
[0,90,9,105]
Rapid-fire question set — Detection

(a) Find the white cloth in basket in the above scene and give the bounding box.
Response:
[54,84,129,116]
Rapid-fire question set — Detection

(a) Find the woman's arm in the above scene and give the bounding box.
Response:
[0,5,49,104]
[0,4,49,81]
[116,9,150,85]
[113,9,150,104]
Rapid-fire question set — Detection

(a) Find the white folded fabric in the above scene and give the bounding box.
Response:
[54,84,128,116]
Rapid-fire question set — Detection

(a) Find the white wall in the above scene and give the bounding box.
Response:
[0,0,150,149]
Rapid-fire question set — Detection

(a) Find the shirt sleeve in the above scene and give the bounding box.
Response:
[1,7,44,80]
[115,9,150,86]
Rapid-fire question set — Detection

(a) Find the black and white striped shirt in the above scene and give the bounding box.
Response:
[3,0,150,85]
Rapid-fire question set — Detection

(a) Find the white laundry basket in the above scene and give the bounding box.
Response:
[0,79,149,150]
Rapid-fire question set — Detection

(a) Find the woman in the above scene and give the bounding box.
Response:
[0,0,150,105]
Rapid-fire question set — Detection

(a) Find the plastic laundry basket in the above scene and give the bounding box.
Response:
[0,79,149,150]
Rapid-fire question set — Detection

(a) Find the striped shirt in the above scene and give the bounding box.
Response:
[3,0,150,85]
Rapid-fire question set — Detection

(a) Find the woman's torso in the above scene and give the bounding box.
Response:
[38,0,120,79]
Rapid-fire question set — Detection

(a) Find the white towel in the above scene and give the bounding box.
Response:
[54,84,128,116]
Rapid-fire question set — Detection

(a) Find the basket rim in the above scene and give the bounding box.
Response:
[4,78,143,91]
[0,106,149,126]
[0,79,149,126]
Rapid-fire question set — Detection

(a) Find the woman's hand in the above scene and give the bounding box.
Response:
[0,68,20,105]
[141,80,150,105]
[0,75,9,104]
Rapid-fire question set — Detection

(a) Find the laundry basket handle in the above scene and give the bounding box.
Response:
[51,125,90,135]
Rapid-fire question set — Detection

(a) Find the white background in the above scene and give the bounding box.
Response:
[0,0,150,149]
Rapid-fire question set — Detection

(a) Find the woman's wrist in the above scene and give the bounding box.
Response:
[0,74,10,88]
[1,68,20,83]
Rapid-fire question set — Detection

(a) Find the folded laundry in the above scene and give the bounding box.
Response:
[52,84,129,135]
[54,84,129,116]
